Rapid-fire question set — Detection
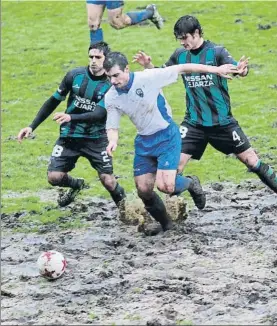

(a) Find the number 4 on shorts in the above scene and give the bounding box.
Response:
[232,130,241,142]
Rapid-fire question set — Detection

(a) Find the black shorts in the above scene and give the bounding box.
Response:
[179,120,251,160]
[47,137,113,175]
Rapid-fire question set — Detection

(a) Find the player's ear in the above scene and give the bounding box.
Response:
[194,29,200,38]
[125,65,130,73]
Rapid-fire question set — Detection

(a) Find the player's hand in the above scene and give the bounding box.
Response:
[236,55,250,76]
[17,127,33,143]
[106,141,117,157]
[217,64,240,79]
[53,112,71,125]
[132,51,153,68]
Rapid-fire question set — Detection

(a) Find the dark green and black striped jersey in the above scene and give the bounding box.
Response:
[164,41,238,127]
[53,66,111,138]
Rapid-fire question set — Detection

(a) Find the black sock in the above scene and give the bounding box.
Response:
[59,175,81,189]
[109,183,126,206]
[142,192,172,230]
[252,161,277,193]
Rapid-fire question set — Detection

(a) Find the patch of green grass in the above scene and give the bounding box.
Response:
[176,320,193,326]
[2,197,54,216]
[2,1,277,229]
[88,312,98,320]
[132,287,143,294]
[1,196,88,231]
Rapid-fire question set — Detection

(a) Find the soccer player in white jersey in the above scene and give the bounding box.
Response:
[103,52,241,235]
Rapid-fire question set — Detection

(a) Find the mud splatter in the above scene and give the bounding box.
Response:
[1,180,277,325]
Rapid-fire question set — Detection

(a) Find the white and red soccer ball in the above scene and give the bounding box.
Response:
[37,250,67,280]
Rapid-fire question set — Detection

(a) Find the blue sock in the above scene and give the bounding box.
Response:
[126,8,153,25]
[90,28,103,44]
[173,175,192,196]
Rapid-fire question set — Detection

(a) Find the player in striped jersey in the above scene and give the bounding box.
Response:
[133,15,277,194]
[103,51,240,235]
[17,42,125,208]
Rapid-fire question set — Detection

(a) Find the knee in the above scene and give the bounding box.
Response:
[109,15,128,30]
[88,16,101,30]
[47,172,64,186]
[99,174,116,191]
[157,184,174,194]
[136,186,153,201]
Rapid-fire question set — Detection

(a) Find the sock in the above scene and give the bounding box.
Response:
[142,192,172,230]
[59,175,81,189]
[172,174,192,196]
[90,28,103,44]
[252,160,277,193]
[126,8,154,25]
[109,183,126,206]
[253,160,261,170]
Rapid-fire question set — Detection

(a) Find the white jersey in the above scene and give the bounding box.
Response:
[105,66,179,136]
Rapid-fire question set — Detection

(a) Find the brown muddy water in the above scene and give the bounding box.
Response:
[1,180,277,325]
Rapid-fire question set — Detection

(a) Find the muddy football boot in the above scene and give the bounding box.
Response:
[187,176,206,210]
[57,178,85,207]
[146,4,164,29]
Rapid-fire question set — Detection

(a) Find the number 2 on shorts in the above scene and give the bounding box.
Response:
[101,151,110,163]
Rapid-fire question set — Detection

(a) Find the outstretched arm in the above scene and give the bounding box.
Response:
[175,63,241,79]
[17,96,61,143]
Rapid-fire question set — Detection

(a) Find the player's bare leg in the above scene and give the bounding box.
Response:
[87,3,105,43]
[156,169,177,194]
[178,152,192,174]
[98,173,126,207]
[108,4,163,30]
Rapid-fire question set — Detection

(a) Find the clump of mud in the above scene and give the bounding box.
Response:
[117,192,187,227]
[1,180,277,325]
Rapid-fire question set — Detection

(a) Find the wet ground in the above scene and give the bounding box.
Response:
[1,180,277,325]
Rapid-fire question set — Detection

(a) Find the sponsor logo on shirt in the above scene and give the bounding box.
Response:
[184,74,215,88]
[73,95,96,111]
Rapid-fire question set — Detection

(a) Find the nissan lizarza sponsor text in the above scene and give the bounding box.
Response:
[73,95,96,111]
[183,74,215,88]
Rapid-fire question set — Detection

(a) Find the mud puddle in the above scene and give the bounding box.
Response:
[1,180,277,325]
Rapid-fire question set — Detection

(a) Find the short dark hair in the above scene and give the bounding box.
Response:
[103,52,128,72]
[174,15,203,39]
[88,41,111,56]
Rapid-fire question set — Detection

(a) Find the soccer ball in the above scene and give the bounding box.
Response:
[37,250,67,280]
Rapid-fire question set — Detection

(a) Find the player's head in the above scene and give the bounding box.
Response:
[173,15,203,50]
[103,52,130,88]
[88,41,111,75]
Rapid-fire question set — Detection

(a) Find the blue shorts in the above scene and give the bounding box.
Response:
[86,0,124,10]
[133,122,181,177]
